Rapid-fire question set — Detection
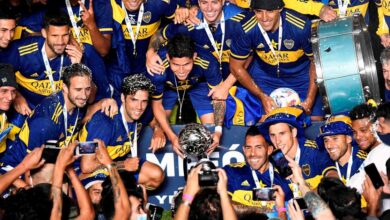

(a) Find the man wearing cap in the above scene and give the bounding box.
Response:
[0,63,17,154]
[229,0,323,119]
[316,115,367,185]
[223,126,292,218]
[259,107,336,189]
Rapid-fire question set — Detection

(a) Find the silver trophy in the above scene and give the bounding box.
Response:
[178,123,213,158]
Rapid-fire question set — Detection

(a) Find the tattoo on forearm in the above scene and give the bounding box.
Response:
[303,191,329,217]
[149,30,165,51]
[114,161,126,170]
[213,101,226,126]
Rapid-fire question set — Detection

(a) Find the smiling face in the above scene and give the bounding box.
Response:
[123,0,144,12]
[63,75,91,109]
[42,25,70,57]
[243,134,272,173]
[0,86,16,111]
[269,123,297,158]
[198,0,223,24]
[168,55,196,81]
[121,90,149,122]
[253,9,281,32]
[323,134,352,164]
[351,118,378,151]
[0,19,16,49]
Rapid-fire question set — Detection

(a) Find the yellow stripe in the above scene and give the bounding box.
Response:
[99,28,113,32]
[357,155,366,159]
[322,166,336,176]
[286,12,305,25]
[152,93,163,99]
[19,44,38,53]
[20,48,38,56]
[265,106,303,119]
[243,16,256,29]
[163,59,169,68]
[194,61,208,69]
[243,18,257,33]
[285,14,305,27]
[18,42,38,50]
[195,57,210,65]
[230,52,250,60]
[51,103,61,121]
[326,115,352,126]
[286,17,304,29]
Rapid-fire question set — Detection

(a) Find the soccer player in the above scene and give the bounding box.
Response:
[107,0,177,98]
[223,126,292,217]
[148,34,225,157]
[259,106,337,189]
[229,0,323,119]
[0,63,17,154]
[147,0,264,126]
[0,63,91,187]
[79,74,165,189]
[348,103,390,193]
[377,0,390,47]
[0,6,16,50]
[316,115,366,185]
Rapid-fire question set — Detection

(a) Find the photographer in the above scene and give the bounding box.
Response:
[174,165,236,220]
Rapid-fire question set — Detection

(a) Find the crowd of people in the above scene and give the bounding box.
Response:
[0,0,389,219]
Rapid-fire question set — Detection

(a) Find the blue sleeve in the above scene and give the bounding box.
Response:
[230,29,252,60]
[385,89,390,102]
[301,17,313,56]
[204,56,223,87]
[223,165,237,194]
[162,23,190,40]
[93,0,114,34]
[148,72,167,100]
[160,0,178,19]
[0,42,21,69]
[319,150,336,175]
[79,113,113,144]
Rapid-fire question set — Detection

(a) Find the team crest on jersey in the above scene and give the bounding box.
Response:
[257,43,265,49]
[226,39,232,48]
[143,11,152,23]
[283,39,294,49]
[302,164,311,176]
[30,73,39,78]
[241,180,250,186]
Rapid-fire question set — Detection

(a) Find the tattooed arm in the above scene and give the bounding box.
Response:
[95,139,131,220]
[207,100,226,155]
[146,28,167,74]
[50,142,79,220]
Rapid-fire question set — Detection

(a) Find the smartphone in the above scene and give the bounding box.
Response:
[42,140,60,164]
[386,158,390,180]
[146,203,164,220]
[294,197,308,210]
[270,149,293,179]
[75,141,98,155]
[252,188,276,201]
[364,163,384,189]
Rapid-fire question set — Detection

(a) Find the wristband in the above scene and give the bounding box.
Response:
[214,126,222,133]
[276,207,286,213]
[182,194,194,203]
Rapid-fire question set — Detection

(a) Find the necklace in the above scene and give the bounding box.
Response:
[173,76,186,121]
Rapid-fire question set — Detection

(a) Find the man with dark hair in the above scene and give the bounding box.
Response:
[0,11,83,140]
[148,34,225,157]
[229,0,323,119]
[0,6,16,50]
[223,126,291,218]
[376,102,390,134]
[258,106,336,189]
[347,103,390,193]
[0,63,91,187]
[316,115,366,185]
[79,73,165,190]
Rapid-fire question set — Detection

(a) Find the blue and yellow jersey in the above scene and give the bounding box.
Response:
[337,145,367,184]
[78,106,151,160]
[162,3,245,79]
[109,0,177,75]
[0,37,71,108]
[377,0,390,36]
[0,114,12,154]
[231,9,312,94]
[149,47,223,100]
[283,0,369,20]
[297,138,336,189]
[0,92,84,172]
[14,0,113,42]
[223,162,293,210]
